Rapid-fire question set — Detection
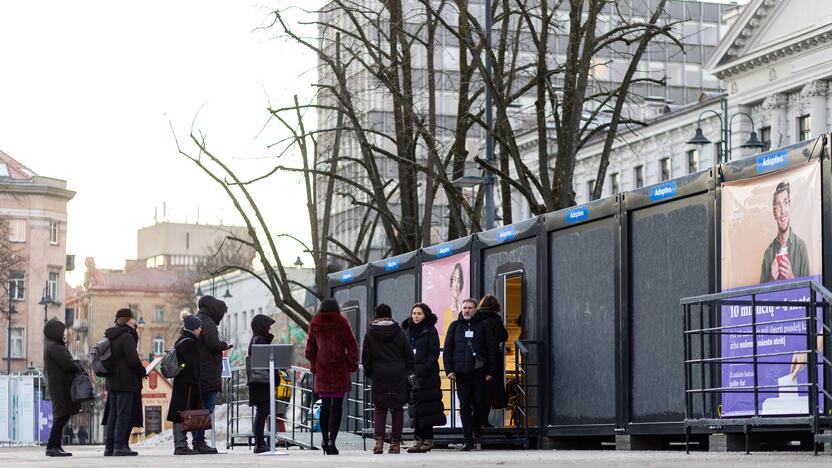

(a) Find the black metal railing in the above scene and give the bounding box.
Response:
[513,340,542,448]
[681,280,832,454]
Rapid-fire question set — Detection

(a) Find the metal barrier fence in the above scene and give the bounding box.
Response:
[682,280,832,454]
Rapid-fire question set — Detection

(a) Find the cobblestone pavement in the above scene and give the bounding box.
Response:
[1,445,831,467]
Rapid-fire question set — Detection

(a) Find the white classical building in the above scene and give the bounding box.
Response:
[558,0,832,206]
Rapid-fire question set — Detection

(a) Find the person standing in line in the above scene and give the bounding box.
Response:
[193,295,232,454]
[402,303,446,453]
[247,313,276,454]
[167,312,203,455]
[77,425,88,445]
[443,299,497,451]
[362,304,414,455]
[43,319,81,457]
[304,299,359,455]
[104,309,146,456]
[477,294,509,427]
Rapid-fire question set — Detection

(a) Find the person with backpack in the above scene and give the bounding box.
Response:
[166,312,202,455]
[402,303,445,453]
[443,298,497,451]
[304,298,358,455]
[193,295,232,454]
[247,313,276,453]
[362,304,414,455]
[43,319,81,457]
[104,308,146,456]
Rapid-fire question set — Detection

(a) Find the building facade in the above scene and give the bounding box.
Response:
[0,151,74,372]
[565,0,832,206]
[316,0,732,261]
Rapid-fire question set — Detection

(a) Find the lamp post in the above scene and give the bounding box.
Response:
[686,98,765,165]
[38,284,55,324]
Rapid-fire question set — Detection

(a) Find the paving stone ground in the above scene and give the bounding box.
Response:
[1,445,831,467]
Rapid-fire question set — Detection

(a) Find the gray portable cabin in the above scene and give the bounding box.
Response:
[544,196,621,437]
[370,251,421,326]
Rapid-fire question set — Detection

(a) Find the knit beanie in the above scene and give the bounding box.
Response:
[183,314,202,331]
[319,298,341,313]
[374,303,392,319]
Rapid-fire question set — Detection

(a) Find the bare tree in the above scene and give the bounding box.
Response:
[0,217,26,325]
[194,236,256,282]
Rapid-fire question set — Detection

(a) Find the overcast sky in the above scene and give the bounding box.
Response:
[0,1,322,285]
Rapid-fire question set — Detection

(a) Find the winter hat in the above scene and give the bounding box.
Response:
[375,303,392,319]
[115,308,135,320]
[183,313,202,331]
[319,298,341,313]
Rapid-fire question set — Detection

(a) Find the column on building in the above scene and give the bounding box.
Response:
[802,80,828,138]
[762,94,788,149]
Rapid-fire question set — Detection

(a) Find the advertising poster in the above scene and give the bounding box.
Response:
[18,376,34,443]
[421,251,470,344]
[38,400,53,443]
[720,160,823,416]
[421,251,470,427]
[0,377,8,441]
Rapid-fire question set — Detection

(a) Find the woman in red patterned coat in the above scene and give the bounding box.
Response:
[304,298,359,455]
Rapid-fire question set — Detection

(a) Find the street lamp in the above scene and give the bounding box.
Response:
[686,100,765,165]
[38,284,55,324]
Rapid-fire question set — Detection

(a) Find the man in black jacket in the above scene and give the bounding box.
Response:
[104,309,146,456]
[443,298,497,451]
[193,296,232,454]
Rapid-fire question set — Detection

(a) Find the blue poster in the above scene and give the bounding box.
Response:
[38,400,53,443]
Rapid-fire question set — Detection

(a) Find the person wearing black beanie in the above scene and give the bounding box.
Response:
[167,312,202,455]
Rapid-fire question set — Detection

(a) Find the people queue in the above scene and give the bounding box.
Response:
[42,293,507,456]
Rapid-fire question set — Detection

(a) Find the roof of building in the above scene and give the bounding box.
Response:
[87,263,191,293]
[0,149,37,180]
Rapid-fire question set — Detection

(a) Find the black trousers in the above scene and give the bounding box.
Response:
[105,391,134,449]
[47,415,70,449]
[455,372,488,442]
[413,421,434,440]
[253,400,270,446]
[319,397,343,443]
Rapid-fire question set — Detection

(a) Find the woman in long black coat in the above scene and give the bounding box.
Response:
[478,294,508,415]
[247,314,275,453]
[167,313,203,455]
[43,319,80,457]
[362,304,414,454]
[401,303,446,453]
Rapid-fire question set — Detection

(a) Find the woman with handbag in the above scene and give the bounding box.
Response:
[361,304,414,454]
[305,299,359,455]
[166,312,203,455]
[402,303,446,453]
[247,313,276,453]
[43,319,81,457]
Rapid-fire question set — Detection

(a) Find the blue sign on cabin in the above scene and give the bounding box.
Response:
[385,258,400,271]
[436,244,454,258]
[565,206,589,224]
[649,181,677,202]
[756,150,788,174]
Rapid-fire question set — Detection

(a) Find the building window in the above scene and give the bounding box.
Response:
[8,219,26,243]
[47,271,59,301]
[587,179,595,200]
[609,172,620,194]
[660,157,671,181]
[798,115,811,141]
[8,327,25,359]
[153,336,164,356]
[10,270,25,301]
[687,149,699,174]
[49,221,59,245]
[760,126,771,152]
[634,165,644,188]
[154,305,165,323]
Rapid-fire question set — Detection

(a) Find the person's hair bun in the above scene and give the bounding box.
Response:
[180,310,192,321]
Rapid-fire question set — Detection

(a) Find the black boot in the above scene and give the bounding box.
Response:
[193,439,218,454]
[326,432,339,455]
[45,448,71,457]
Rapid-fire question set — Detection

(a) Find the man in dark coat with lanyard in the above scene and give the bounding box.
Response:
[43,319,80,457]
[193,295,232,454]
[443,298,497,451]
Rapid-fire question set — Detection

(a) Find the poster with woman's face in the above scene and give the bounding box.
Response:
[421,252,470,345]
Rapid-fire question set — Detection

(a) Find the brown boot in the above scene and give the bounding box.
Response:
[419,439,433,452]
[373,436,384,455]
[406,438,423,453]
[389,439,401,454]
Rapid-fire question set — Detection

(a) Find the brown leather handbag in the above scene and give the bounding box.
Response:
[180,387,212,432]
